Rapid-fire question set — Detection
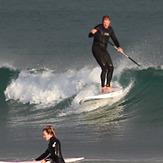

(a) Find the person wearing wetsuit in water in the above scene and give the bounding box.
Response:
[35,125,65,163]
[88,15,123,93]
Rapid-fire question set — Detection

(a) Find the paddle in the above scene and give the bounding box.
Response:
[108,41,141,67]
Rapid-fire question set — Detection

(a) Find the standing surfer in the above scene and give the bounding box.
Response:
[88,15,123,93]
[35,125,65,163]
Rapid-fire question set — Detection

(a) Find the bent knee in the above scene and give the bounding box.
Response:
[101,64,108,72]
[109,64,114,71]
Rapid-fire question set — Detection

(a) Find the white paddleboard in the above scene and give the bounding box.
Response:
[64,157,84,162]
[80,87,123,104]
[0,157,84,163]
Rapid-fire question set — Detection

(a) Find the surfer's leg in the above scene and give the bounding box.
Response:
[106,64,114,87]
[94,59,107,88]
[96,58,108,88]
[100,54,116,92]
[100,65,107,87]
[105,52,114,88]
[92,46,107,88]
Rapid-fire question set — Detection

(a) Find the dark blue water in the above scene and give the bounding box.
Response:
[0,0,163,162]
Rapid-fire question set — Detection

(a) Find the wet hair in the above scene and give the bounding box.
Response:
[102,15,111,22]
[43,125,56,137]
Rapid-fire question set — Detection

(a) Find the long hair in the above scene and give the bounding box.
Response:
[43,125,56,137]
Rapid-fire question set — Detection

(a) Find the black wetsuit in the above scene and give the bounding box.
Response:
[35,136,65,163]
[88,23,120,87]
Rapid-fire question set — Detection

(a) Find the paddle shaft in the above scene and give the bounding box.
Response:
[108,41,141,67]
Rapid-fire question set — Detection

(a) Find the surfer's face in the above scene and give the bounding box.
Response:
[103,19,110,29]
[43,130,52,141]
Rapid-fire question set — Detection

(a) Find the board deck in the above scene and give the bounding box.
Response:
[80,87,123,104]
[0,157,84,163]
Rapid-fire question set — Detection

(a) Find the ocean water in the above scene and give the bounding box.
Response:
[0,0,163,162]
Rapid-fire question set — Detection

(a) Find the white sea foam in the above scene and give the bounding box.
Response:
[58,81,132,117]
[4,67,100,107]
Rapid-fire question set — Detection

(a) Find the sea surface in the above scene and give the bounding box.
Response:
[0,0,163,162]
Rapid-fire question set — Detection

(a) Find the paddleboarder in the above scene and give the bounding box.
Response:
[88,15,123,93]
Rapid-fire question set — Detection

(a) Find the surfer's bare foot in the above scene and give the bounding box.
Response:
[102,87,107,93]
[102,87,116,93]
[102,87,114,93]
[106,87,116,92]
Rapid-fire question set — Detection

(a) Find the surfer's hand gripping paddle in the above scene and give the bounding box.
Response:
[108,41,141,67]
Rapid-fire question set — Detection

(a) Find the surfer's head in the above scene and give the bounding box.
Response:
[102,15,111,29]
[43,125,56,141]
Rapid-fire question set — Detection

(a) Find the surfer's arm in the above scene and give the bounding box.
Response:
[110,29,120,48]
[88,29,98,38]
[35,149,49,161]
[88,32,94,38]
[109,27,123,53]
